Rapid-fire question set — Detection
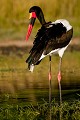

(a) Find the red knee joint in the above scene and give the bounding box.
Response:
[49,72,52,81]
[58,71,61,82]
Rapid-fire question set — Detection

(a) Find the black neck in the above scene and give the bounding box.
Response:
[37,11,46,25]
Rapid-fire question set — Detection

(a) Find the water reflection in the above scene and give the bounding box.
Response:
[0,51,80,103]
[0,68,80,104]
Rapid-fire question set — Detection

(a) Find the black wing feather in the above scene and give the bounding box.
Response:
[44,28,73,55]
[26,22,73,66]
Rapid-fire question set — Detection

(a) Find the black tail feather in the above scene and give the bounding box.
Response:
[26,55,32,63]
[26,55,32,70]
[36,60,42,65]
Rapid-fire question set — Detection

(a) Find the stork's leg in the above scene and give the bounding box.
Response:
[49,55,52,120]
[58,57,62,105]
[58,57,62,120]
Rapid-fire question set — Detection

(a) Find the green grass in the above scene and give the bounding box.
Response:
[0,0,80,40]
[0,99,80,120]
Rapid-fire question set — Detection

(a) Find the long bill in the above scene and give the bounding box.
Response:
[26,12,37,41]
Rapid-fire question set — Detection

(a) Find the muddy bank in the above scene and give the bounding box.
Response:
[0,46,29,56]
[0,37,80,55]
[0,45,80,56]
[0,40,32,56]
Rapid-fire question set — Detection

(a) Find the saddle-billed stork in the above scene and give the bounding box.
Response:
[26,6,73,104]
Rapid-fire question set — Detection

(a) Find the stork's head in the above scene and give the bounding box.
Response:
[26,6,46,41]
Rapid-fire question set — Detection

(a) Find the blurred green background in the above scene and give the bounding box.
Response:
[0,0,80,93]
[0,0,80,109]
[0,0,80,40]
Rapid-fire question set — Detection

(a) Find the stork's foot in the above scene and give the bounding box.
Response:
[57,71,61,82]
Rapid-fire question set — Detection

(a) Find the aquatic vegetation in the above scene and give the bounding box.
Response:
[0,99,80,120]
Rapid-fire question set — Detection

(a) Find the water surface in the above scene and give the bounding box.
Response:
[0,51,80,104]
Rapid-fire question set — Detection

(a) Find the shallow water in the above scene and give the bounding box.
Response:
[0,51,80,104]
[0,70,80,105]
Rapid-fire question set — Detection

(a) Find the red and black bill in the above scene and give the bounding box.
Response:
[26,12,37,41]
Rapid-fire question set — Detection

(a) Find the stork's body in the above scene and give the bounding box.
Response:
[26,18,73,72]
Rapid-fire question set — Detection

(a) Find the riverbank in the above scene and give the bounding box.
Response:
[0,37,80,55]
